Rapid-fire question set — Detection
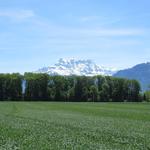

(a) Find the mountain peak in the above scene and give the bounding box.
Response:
[57,58,94,66]
[36,58,117,76]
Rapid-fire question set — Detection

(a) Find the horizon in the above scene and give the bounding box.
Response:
[2,57,150,74]
[0,0,150,73]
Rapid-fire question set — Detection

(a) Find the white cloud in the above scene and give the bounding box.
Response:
[44,26,144,37]
[0,9,35,21]
[30,17,144,37]
[80,28,144,36]
[76,15,122,26]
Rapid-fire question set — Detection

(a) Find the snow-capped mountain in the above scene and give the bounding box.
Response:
[36,58,117,76]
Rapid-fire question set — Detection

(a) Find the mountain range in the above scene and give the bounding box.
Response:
[36,58,117,76]
[36,59,150,91]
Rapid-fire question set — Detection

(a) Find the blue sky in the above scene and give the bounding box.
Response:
[0,0,150,73]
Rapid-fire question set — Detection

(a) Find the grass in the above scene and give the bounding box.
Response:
[0,102,150,150]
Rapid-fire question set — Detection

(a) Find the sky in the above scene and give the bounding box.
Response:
[0,0,150,73]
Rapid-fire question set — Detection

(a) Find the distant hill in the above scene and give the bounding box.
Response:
[114,62,150,91]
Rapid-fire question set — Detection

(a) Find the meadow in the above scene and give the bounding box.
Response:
[0,102,150,150]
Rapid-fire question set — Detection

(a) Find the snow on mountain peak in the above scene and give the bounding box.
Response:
[36,58,117,76]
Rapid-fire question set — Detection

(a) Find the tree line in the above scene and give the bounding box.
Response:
[0,73,147,102]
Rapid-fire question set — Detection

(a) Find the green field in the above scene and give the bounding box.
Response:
[0,102,150,150]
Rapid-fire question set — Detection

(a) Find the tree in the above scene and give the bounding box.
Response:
[24,73,49,100]
[89,85,99,102]
[99,82,110,102]
[144,91,150,102]
[111,78,125,102]
[126,80,141,102]
[0,73,142,102]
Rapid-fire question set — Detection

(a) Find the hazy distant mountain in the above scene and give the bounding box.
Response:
[114,62,150,91]
[36,58,117,76]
